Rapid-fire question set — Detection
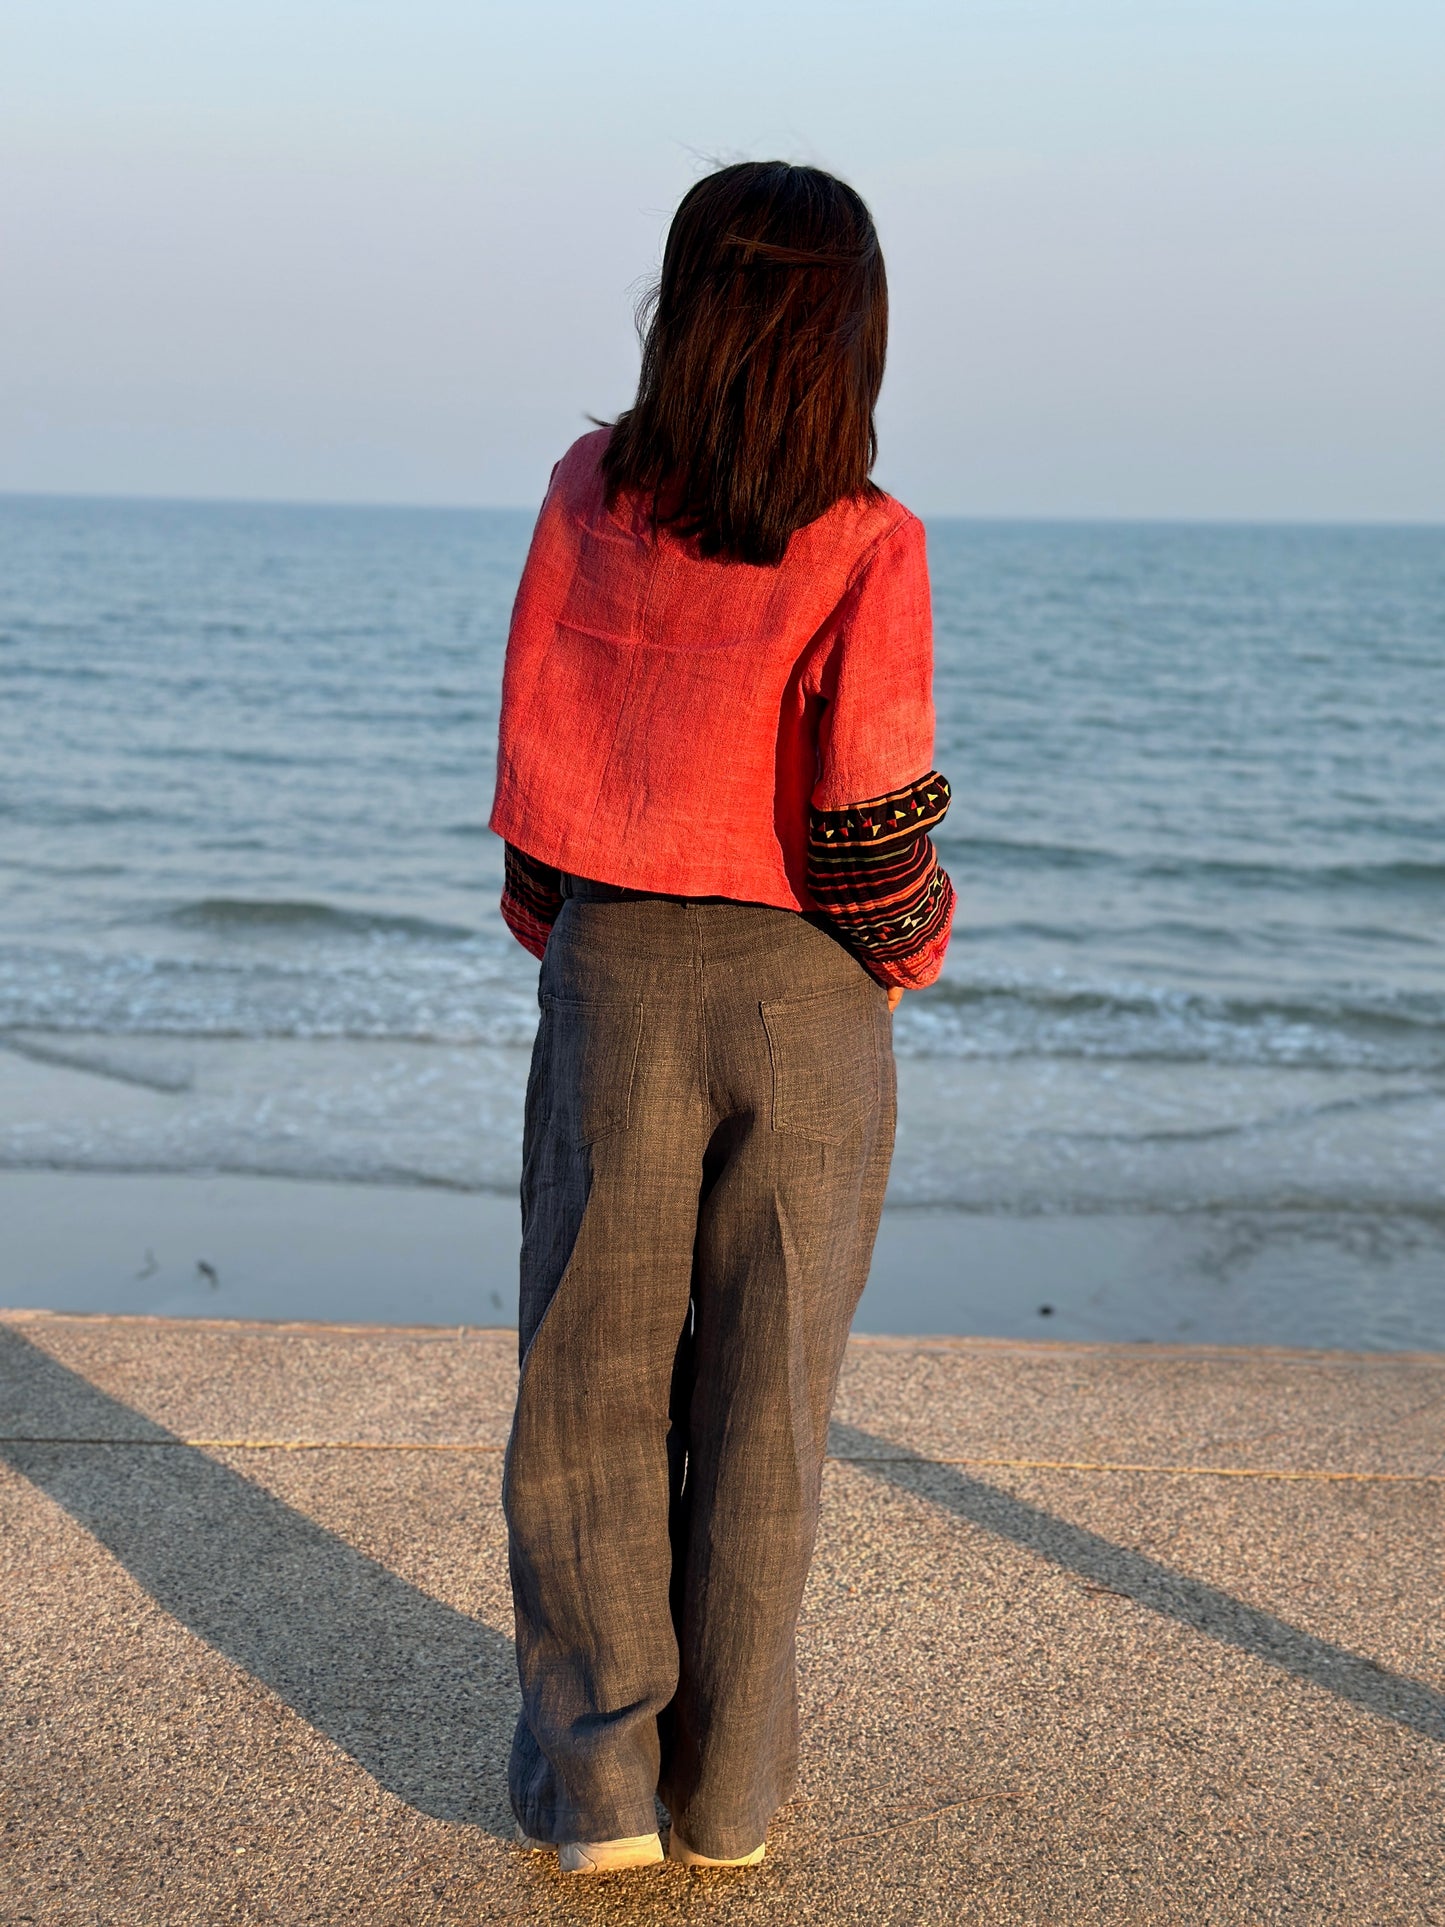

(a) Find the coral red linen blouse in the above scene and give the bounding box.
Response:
[489,428,954,983]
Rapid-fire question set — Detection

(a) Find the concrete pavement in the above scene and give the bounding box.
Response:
[2,1311,1441,1924]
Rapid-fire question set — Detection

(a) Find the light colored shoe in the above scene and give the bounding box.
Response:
[515,1824,663,1872]
[556,1833,664,1873]
[667,1829,766,1868]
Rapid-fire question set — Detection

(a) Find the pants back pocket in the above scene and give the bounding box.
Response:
[759,981,883,1144]
[537,993,645,1146]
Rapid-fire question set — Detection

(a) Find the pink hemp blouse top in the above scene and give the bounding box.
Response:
[489,428,954,988]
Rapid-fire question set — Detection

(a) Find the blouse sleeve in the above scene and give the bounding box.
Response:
[805,513,954,988]
[806,771,956,989]
[809,512,937,810]
[501,841,564,960]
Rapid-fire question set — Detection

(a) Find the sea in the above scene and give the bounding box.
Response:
[2,494,1442,1345]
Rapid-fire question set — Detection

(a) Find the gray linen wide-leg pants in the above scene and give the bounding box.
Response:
[503,876,897,1860]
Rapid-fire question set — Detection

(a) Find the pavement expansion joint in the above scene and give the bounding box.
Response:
[1,1434,1438,1482]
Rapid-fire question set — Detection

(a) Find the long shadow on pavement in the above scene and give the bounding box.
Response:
[830,1420,1444,1744]
[0,1326,520,1832]
[5,1323,1436,1856]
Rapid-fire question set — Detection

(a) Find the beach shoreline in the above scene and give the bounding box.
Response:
[4,1167,1442,1352]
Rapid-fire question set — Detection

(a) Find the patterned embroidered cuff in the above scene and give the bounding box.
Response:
[501,842,564,960]
[806,769,955,989]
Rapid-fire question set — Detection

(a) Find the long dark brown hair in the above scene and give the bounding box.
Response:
[600,161,888,566]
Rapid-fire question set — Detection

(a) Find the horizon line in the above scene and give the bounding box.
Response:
[1,485,1442,533]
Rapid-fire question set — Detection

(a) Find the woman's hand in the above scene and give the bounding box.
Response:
[887,987,905,1013]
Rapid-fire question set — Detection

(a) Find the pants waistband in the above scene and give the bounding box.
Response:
[559,872,767,909]
[559,872,683,904]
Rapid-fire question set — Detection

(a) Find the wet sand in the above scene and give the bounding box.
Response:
[3,1167,1443,1351]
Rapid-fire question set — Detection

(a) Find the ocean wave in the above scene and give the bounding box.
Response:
[160,897,477,943]
[897,974,1445,1070]
[0,799,167,828]
[0,1148,492,1192]
[1180,856,1445,892]
[2,1142,1441,1224]
[924,975,1444,1033]
[0,1033,194,1093]
[1027,1081,1445,1146]
[5,935,1445,1070]
[938,834,1445,894]
[0,941,539,1047]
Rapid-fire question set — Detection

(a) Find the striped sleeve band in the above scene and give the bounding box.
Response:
[806,769,956,989]
[501,842,564,960]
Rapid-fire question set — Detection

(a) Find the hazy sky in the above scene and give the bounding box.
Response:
[3,1,1442,518]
